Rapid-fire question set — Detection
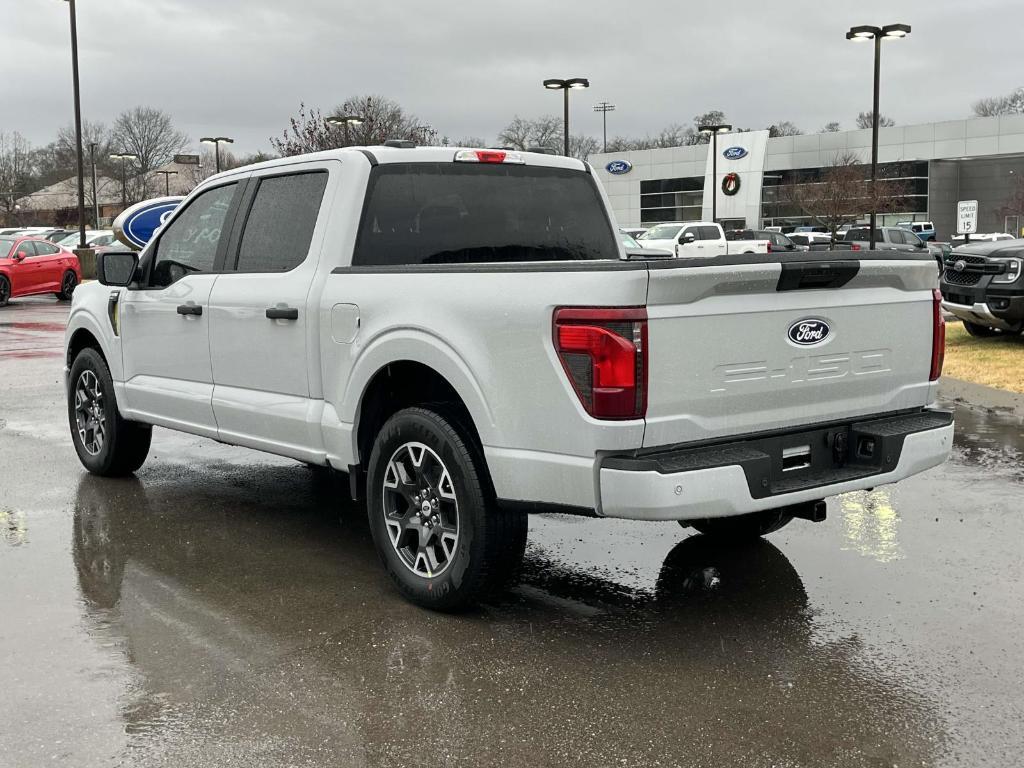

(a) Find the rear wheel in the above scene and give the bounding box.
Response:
[681,508,793,539]
[366,407,526,611]
[0,275,9,307]
[56,270,78,301]
[68,347,152,476]
[963,321,998,338]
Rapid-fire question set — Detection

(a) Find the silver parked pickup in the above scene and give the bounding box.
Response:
[65,146,953,611]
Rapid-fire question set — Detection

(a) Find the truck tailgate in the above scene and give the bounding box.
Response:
[643,255,940,448]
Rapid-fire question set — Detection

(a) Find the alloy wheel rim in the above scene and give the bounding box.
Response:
[74,370,105,456]
[0,280,8,303]
[382,441,460,578]
[63,274,76,295]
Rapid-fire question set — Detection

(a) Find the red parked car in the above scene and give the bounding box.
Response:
[0,235,82,306]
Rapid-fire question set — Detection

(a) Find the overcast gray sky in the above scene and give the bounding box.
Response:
[2,0,1021,156]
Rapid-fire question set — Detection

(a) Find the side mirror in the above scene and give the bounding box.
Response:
[13,251,27,262]
[96,251,139,287]
[679,232,696,244]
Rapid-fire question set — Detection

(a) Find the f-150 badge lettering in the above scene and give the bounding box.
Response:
[788,318,830,345]
[711,349,891,392]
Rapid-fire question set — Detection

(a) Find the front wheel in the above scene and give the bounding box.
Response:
[682,508,793,539]
[962,321,998,338]
[68,348,152,476]
[366,407,526,611]
[0,275,9,307]
[56,270,78,301]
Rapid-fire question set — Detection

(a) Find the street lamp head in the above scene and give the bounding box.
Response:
[881,23,911,38]
[566,77,590,89]
[543,78,567,89]
[698,124,732,135]
[846,25,881,40]
[216,136,234,144]
[200,137,216,145]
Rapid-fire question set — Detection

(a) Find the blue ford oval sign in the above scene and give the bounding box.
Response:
[722,146,748,160]
[112,196,185,250]
[788,318,831,346]
[605,159,633,175]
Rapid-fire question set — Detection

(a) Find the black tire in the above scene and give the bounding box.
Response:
[68,347,152,476]
[962,321,998,338]
[0,275,9,307]
[365,406,526,611]
[682,508,793,539]
[56,270,78,301]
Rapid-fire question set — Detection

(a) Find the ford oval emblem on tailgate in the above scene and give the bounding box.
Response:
[788,318,830,345]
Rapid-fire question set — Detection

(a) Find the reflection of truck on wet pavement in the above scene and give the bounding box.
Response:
[64,145,953,611]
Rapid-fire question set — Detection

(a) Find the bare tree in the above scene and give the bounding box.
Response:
[0,132,34,220]
[569,134,600,161]
[821,121,842,133]
[271,97,424,156]
[855,111,896,129]
[768,121,803,137]
[448,136,487,148]
[497,115,564,153]
[111,106,189,203]
[784,151,909,240]
[972,86,1024,117]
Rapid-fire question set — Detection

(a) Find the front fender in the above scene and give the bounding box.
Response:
[65,282,122,381]
[339,327,496,446]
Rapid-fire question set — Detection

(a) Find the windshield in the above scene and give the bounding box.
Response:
[57,233,82,247]
[0,237,15,256]
[639,225,682,241]
[353,163,618,265]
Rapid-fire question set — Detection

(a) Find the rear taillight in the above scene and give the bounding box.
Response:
[930,288,945,381]
[851,243,861,251]
[554,307,647,419]
[766,243,773,252]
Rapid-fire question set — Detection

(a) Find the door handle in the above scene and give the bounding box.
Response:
[266,307,298,320]
[176,303,202,316]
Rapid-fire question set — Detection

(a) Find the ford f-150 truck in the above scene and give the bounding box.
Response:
[637,221,770,257]
[64,146,953,611]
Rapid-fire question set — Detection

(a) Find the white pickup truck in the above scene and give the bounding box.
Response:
[637,221,769,257]
[65,146,953,611]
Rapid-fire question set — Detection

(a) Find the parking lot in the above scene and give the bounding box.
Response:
[1,296,1023,767]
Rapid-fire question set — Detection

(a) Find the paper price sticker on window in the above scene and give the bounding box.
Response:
[957,200,978,235]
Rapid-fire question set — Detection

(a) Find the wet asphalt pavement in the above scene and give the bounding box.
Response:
[1,297,1022,768]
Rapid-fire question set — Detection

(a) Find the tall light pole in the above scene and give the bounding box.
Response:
[88,141,99,227]
[698,123,732,224]
[847,23,911,251]
[109,153,138,210]
[326,114,364,145]
[200,136,234,173]
[543,78,590,157]
[593,101,616,153]
[63,0,87,249]
[153,170,178,196]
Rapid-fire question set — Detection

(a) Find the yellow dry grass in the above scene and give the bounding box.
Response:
[942,321,1024,393]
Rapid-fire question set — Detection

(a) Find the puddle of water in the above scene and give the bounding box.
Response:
[947,401,1024,480]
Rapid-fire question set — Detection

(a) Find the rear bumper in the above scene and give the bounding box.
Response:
[598,409,953,521]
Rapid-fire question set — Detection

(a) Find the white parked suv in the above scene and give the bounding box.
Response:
[65,146,954,610]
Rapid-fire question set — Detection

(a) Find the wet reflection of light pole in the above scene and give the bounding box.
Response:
[839,488,902,562]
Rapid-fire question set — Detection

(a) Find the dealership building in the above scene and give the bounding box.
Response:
[591,114,1024,240]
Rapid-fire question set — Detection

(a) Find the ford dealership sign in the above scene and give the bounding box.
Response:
[605,159,633,175]
[112,196,185,249]
[722,146,748,160]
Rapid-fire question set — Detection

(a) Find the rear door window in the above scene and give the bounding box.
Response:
[35,241,60,255]
[352,162,617,266]
[234,171,328,272]
[18,241,39,257]
[699,226,721,240]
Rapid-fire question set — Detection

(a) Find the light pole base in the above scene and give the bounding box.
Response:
[73,248,97,281]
